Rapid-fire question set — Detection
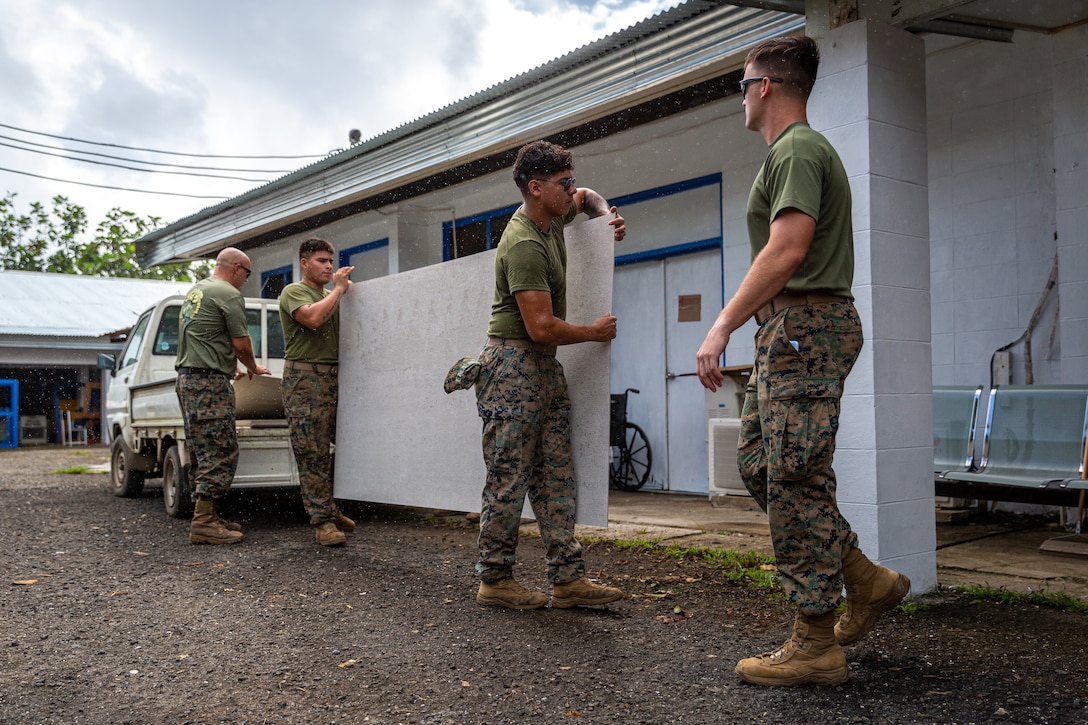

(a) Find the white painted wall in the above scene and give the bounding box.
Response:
[245,23,1088,502]
[926,31,1068,387]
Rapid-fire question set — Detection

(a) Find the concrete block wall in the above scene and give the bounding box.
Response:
[926,32,1066,386]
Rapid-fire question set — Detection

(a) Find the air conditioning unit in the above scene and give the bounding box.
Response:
[708,417,749,505]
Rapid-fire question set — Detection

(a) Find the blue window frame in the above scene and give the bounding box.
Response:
[340,239,389,281]
[442,203,520,261]
[261,265,292,299]
[607,173,723,267]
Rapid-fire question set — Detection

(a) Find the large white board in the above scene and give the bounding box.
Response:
[334,215,615,526]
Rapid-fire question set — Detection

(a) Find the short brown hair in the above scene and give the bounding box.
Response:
[512,141,573,194]
[745,35,820,99]
[298,237,334,260]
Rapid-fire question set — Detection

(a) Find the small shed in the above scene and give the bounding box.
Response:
[0,271,191,446]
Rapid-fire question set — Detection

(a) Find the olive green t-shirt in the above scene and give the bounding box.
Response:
[175,276,250,375]
[486,204,579,339]
[747,121,854,299]
[278,282,339,363]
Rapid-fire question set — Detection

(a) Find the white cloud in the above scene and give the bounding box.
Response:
[0,0,678,226]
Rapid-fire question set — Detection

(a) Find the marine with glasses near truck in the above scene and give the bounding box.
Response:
[175,247,271,545]
[278,237,356,547]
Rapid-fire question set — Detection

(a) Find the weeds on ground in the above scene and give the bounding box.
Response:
[604,538,782,593]
[955,583,1088,614]
[53,466,101,474]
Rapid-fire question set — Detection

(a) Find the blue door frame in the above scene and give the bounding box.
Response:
[0,379,18,448]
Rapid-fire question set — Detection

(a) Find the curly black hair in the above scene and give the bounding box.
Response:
[512,140,573,194]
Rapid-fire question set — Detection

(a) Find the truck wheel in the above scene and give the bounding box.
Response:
[162,446,194,519]
[111,436,145,498]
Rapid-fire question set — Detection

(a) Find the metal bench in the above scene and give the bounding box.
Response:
[933,385,984,476]
[936,385,1088,506]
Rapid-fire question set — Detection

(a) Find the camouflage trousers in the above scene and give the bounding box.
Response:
[474,344,584,585]
[738,301,863,614]
[283,367,339,524]
[176,371,238,500]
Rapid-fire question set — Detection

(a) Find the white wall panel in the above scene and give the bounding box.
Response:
[333,216,616,526]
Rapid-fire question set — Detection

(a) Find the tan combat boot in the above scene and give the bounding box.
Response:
[735,611,849,686]
[835,548,911,646]
[550,577,625,609]
[334,512,356,533]
[315,521,346,547]
[190,498,243,545]
[213,512,242,532]
[476,578,548,610]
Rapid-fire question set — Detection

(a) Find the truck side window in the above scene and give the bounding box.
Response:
[119,312,152,369]
[246,309,263,358]
[152,305,181,355]
[266,310,286,359]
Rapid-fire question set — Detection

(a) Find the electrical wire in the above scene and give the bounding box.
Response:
[0,133,293,174]
[0,166,232,199]
[0,121,327,160]
[0,140,272,182]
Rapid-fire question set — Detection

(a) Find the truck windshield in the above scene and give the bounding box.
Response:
[119,312,152,369]
[152,306,181,356]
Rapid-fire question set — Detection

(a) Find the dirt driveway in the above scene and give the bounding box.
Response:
[3,446,1087,724]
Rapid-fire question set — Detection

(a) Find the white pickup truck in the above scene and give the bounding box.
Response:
[100,295,299,518]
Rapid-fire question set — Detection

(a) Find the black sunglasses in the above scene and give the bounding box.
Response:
[534,176,577,191]
[739,76,783,96]
[237,263,252,279]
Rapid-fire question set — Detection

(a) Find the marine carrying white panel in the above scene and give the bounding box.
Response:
[334,216,616,527]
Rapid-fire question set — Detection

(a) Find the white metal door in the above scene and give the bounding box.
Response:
[664,249,722,494]
[611,261,667,489]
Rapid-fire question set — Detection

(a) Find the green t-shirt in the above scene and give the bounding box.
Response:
[175,276,250,375]
[747,121,854,299]
[279,282,339,363]
[486,204,579,339]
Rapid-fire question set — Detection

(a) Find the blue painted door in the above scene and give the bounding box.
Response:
[0,379,18,448]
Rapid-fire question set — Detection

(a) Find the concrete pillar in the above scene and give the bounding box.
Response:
[807,20,937,591]
[1053,24,1088,383]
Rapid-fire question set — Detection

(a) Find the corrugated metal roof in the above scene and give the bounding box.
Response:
[137,1,804,266]
[0,271,191,338]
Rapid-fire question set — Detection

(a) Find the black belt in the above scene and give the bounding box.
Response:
[284,359,339,374]
[177,366,230,377]
[754,293,849,325]
[487,336,557,357]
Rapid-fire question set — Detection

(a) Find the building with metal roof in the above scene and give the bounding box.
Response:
[0,271,190,447]
[129,0,1088,593]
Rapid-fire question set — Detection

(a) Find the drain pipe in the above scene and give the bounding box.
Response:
[989,252,1059,387]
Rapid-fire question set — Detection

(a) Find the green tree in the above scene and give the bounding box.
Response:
[0,192,210,280]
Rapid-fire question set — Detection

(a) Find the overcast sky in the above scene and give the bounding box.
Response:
[0,0,679,228]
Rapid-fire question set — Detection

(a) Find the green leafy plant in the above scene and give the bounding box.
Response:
[955,583,1088,615]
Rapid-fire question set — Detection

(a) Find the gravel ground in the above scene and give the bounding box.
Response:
[3,446,1088,725]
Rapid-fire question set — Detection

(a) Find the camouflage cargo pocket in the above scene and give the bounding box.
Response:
[766,377,841,482]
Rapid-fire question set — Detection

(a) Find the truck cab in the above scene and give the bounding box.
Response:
[101,295,297,518]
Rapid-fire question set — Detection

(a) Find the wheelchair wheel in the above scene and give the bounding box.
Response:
[609,422,652,491]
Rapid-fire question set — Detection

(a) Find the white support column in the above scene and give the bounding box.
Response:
[808,20,937,591]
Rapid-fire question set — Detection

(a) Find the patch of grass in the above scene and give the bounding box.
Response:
[954,583,1088,614]
[896,599,929,616]
[603,538,782,594]
[53,466,100,474]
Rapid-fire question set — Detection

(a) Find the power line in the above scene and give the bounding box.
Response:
[0,121,327,160]
[0,133,294,174]
[0,140,272,182]
[0,166,232,200]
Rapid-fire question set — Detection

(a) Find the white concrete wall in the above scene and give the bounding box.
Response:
[926,31,1069,387]
[1053,24,1088,383]
[243,22,1087,513]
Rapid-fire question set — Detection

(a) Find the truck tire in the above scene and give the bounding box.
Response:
[111,436,146,498]
[162,446,194,519]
